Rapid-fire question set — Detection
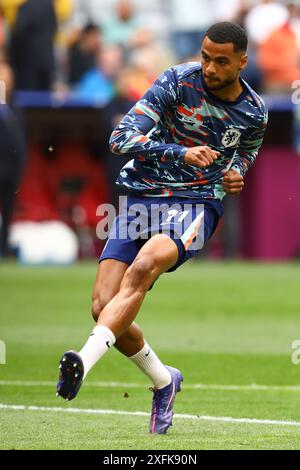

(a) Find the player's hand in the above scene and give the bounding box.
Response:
[184,146,220,168]
[223,169,244,195]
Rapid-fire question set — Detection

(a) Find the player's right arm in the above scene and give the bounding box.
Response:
[109,67,219,168]
[109,67,186,165]
[184,146,220,168]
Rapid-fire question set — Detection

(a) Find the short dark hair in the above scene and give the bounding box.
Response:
[82,22,100,35]
[204,22,248,53]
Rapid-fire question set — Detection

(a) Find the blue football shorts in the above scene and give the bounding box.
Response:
[99,195,223,272]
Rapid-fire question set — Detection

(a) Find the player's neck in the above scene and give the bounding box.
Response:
[208,79,244,103]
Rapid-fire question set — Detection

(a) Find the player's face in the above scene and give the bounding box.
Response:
[200,37,248,91]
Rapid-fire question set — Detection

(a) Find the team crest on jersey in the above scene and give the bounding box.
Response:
[221,128,242,148]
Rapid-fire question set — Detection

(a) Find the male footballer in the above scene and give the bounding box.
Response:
[57,22,268,434]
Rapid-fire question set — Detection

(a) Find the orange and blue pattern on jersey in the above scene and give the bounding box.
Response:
[110,62,268,200]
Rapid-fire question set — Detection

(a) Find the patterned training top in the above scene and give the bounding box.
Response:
[110,62,268,200]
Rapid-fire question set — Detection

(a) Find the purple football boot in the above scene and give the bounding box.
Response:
[150,366,183,434]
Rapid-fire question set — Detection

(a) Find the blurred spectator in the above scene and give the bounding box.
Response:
[124,46,163,101]
[9,0,57,90]
[0,0,25,29]
[69,22,101,85]
[0,0,72,28]
[70,0,169,49]
[169,0,215,60]
[244,0,289,45]
[0,55,25,257]
[102,0,140,49]
[129,27,155,50]
[75,44,123,105]
[257,2,300,92]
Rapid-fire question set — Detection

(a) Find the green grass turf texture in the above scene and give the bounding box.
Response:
[0,261,300,450]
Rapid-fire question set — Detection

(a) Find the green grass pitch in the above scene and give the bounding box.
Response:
[1,261,300,450]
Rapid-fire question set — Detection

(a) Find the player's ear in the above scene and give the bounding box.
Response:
[239,53,248,71]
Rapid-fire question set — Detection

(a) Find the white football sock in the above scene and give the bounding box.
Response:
[78,325,116,379]
[129,341,171,389]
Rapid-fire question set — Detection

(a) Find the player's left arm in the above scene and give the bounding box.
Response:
[223,111,268,195]
[222,168,245,195]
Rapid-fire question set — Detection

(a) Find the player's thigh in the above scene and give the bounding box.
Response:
[124,234,179,290]
[92,259,129,318]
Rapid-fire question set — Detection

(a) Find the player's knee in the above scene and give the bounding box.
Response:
[126,255,157,288]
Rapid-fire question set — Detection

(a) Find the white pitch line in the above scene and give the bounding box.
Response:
[0,380,300,392]
[1,403,300,428]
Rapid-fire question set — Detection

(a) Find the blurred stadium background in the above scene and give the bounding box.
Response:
[0,0,300,262]
[1,0,300,451]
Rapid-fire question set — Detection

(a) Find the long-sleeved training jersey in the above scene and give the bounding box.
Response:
[110,62,268,200]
